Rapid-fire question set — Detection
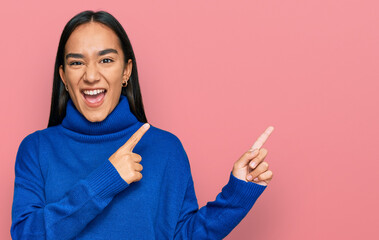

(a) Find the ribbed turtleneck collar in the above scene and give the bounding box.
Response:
[61,94,139,135]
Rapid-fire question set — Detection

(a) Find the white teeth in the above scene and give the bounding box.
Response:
[83,89,105,95]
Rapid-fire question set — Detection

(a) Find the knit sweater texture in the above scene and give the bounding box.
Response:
[11,94,266,239]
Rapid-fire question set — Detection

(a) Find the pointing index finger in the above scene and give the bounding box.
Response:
[250,126,274,151]
[122,123,150,152]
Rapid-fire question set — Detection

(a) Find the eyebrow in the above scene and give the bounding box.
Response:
[65,48,118,60]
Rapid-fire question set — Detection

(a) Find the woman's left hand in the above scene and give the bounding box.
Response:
[232,126,274,186]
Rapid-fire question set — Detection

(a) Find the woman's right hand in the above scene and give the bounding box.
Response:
[108,123,150,184]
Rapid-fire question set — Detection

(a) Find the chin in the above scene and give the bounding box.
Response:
[84,112,107,123]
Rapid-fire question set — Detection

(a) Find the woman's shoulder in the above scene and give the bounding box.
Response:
[148,123,184,148]
[19,129,41,144]
[147,124,188,156]
[147,124,190,172]
[15,130,41,159]
[17,125,60,148]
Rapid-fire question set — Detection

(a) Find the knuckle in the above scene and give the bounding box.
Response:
[124,152,132,160]
[130,136,138,144]
[137,164,143,171]
[128,137,135,145]
[261,161,269,169]
[261,171,271,180]
[132,153,142,162]
[260,172,268,180]
[251,171,259,179]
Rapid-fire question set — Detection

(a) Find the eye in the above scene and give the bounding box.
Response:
[69,61,83,66]
[101,58,114,63]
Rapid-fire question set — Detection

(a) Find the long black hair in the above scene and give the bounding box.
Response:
[47,10,148,127]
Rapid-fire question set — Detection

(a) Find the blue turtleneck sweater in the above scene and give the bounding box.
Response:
[11,94,266,239]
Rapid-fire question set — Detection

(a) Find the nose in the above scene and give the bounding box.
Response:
[83,62,100,83]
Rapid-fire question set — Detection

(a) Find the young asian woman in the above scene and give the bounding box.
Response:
[10,10,274,240]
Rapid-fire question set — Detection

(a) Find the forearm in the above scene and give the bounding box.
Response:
[174,171,266,239]
[11,160,129,240]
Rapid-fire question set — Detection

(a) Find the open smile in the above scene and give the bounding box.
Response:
[81,89,107,107]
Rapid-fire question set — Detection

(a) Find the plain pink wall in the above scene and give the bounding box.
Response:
[1,0,378,239]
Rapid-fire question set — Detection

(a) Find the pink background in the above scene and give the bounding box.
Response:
[1,0,378,239]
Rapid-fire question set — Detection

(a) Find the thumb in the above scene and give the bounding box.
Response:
[234,149,260,169]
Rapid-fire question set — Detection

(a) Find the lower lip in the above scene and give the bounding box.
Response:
[81,91,106,108]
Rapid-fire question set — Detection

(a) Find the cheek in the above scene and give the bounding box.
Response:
[64,70,82,85]
[103,67,123,84]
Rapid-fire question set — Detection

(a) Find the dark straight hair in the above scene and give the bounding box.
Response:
[47,10,148,127]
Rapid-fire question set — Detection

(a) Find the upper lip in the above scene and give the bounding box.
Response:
[81,88,107,92]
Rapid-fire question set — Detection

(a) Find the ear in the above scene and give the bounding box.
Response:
[122,59,133,82]
[59,65,66,86]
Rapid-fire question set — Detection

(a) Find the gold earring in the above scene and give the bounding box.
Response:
[122,80,127,87]
[65,84,69,91]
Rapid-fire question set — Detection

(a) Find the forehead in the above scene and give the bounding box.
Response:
[65,22,122,54]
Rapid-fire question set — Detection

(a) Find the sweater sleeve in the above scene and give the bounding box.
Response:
[174,171,267,239]
[172,142,267,239]
[10,132,130,240]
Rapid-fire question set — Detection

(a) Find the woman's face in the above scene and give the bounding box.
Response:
[59,22,132,122]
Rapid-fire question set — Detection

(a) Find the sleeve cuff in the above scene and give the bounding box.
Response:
[221,171,267,210]
[85,160,129,200]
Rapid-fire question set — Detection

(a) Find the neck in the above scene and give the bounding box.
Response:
[61,94,139,135]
